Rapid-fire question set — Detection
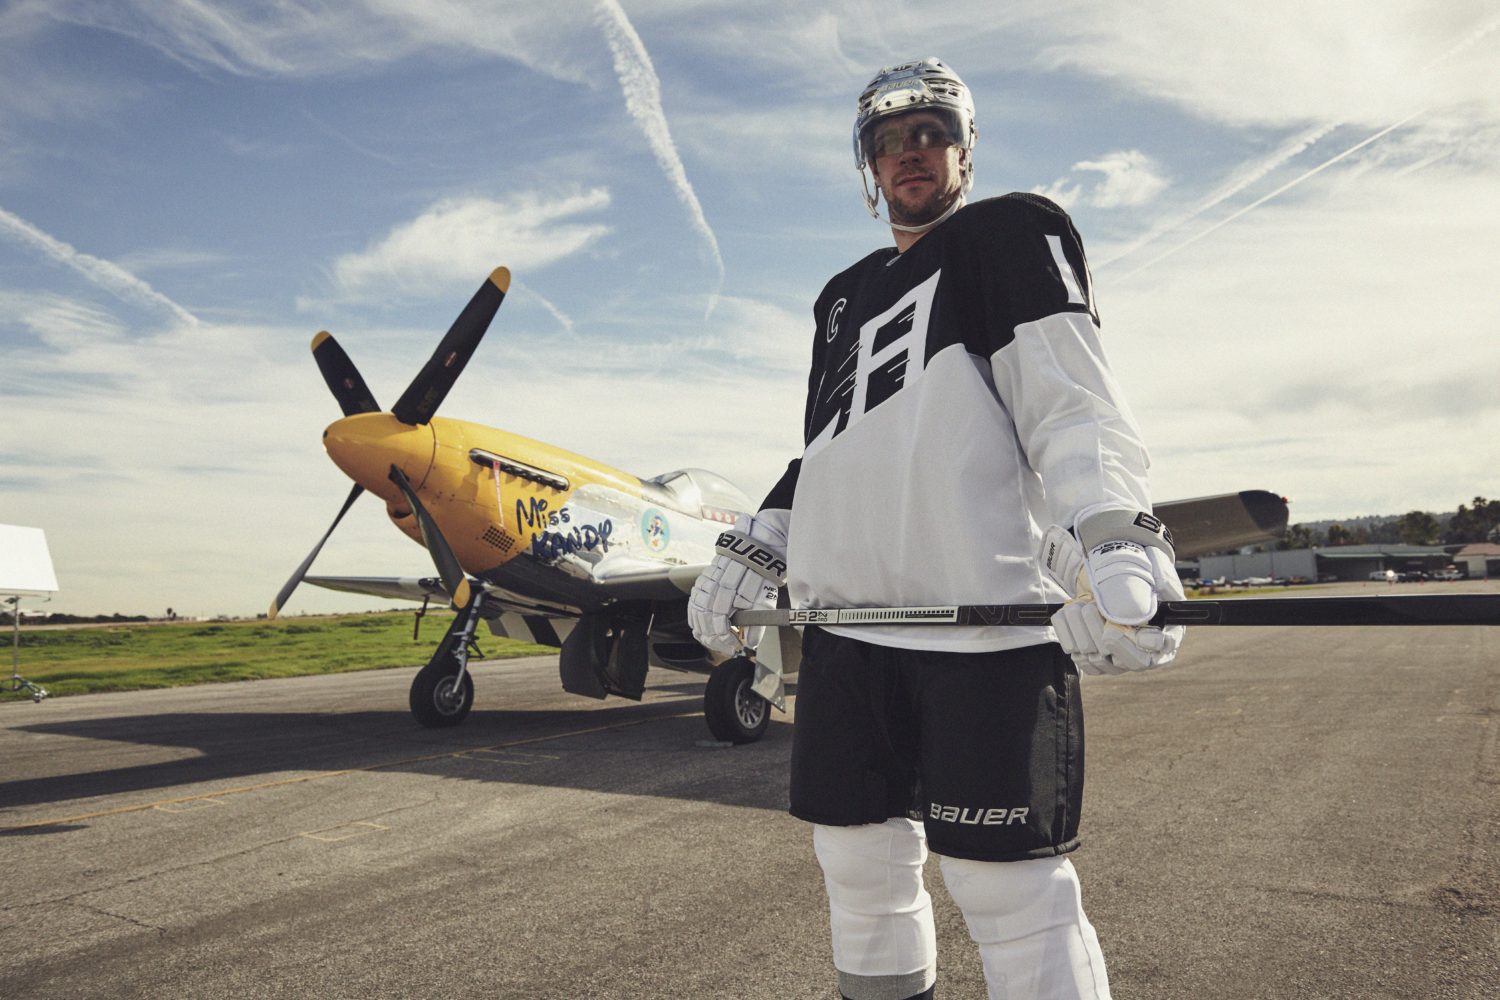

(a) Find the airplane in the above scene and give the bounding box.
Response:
[270,266,1291,745]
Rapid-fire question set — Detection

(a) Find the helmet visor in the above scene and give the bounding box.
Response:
[858,108,966,165]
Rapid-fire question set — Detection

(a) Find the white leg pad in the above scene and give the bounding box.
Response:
[813,818,937,999]
[938,855,1111,1000]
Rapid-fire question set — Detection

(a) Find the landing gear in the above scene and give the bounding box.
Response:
[702,655,770,744]
[558,612,651,701]
[410,660,475,727]
[409,593,483,728]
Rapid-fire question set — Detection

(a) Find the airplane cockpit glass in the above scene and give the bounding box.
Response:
[642,468,753,518]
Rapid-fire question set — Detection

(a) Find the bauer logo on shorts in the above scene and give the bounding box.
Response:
[929,803,1031,827]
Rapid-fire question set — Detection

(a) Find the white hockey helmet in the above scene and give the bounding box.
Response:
[853,58,977,232]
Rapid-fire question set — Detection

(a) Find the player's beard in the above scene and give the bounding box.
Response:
[887,178,961,228]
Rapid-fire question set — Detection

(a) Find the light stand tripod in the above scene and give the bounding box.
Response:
[6,595,49,703]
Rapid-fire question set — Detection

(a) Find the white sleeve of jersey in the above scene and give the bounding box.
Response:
[989,311,1153,528]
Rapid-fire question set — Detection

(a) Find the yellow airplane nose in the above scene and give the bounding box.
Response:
[322,413,436,502]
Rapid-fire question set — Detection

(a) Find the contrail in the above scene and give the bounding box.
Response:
[517,280,575,334]
[594,0,725,317]
[0,204,199,327]
[1118,108,1427,279]
[1096,121,1339,270]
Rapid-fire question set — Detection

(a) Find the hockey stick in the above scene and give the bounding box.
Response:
[733,594,1500,629]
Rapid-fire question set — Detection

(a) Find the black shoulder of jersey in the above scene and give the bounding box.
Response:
[816,244,899,305]
[956,192,1075,230]
[944,192,1098,333]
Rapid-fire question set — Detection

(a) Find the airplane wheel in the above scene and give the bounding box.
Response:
[703,656,770,744]
[410,661,475,728]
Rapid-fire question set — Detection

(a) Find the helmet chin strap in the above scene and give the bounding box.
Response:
[888,192,966,233]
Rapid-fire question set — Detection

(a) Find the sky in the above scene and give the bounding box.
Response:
[1,1,1497,617]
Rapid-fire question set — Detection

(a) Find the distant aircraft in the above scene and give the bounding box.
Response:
[270,267,1289,743]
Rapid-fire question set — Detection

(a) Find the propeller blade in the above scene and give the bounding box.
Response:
[269,483,365,619]
[391,266,510,426]
[388,464,472,609]
[311,331,381,416]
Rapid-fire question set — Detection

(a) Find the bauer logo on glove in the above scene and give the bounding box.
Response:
[714,530,789,584]
[690,511,791,659]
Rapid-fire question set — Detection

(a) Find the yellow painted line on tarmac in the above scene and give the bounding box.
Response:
[300,821,388,842]
[458,747,560,764]
[0,709,703,834]
[154,797,227,814]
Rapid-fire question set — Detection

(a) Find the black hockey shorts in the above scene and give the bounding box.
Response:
[789,627,1084,862]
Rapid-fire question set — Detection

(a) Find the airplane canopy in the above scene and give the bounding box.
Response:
[643,468,754,517]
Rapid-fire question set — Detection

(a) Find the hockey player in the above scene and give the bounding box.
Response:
[690,58,1184,1000]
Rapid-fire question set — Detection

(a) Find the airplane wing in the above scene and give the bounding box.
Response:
[590,555,705,599]
[1155,490,1288,559]
[305,575,574,617]
[305,575,450,603]
[305,575,579,648]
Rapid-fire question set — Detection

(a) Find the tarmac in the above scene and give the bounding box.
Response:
[2,581,1497,999]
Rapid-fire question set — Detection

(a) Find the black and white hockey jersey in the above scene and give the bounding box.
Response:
[762,193,1153,651]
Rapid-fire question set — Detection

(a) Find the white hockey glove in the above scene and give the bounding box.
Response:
[688,510,790,660]
[1040,506,1186,675]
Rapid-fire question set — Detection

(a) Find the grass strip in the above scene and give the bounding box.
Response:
[1,612,554,700]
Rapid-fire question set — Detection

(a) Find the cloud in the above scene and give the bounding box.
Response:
[594,0,725,312]
[676,100,854,187]
[1038,4,1500,129]
[34,0,593,82]
[0,204,199,328]
[0,291,128,352]
[1073,151,1169,208]
[327,189,612,298]
[1258,374,1498,423]
[1099,160,1500,520]
[1034,149,1168,211]
[115,247,232,274]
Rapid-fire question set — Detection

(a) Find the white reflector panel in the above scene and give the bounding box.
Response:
[0,524,59,594]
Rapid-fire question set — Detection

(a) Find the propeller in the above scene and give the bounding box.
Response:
[311,331,381,415]
[269,266,509,618]
[388,464,472,609]
[392,266,510,426]
[268,483,365,619]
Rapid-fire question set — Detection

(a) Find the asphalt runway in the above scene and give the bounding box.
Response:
[2,583,1497,999]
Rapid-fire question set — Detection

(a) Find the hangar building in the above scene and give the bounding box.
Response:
[1194,543,1463,583]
